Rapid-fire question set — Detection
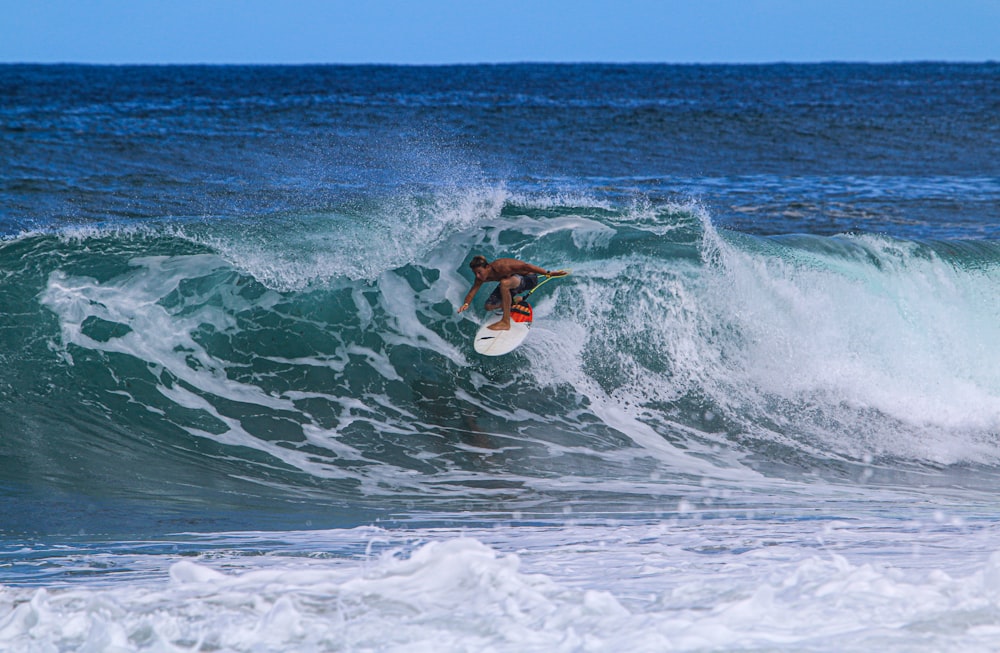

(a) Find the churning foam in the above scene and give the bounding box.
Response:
[5,521,1000,652]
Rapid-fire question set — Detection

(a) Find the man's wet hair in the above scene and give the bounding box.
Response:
[469,256,488,269]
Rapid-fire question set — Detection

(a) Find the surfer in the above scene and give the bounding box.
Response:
[458,255,568,331]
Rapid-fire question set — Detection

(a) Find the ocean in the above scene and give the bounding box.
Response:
[2,62,1000,651]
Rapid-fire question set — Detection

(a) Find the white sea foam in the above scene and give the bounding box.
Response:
[4,519,1000,652]
[175,185,510,292]
[692,220,1000,463]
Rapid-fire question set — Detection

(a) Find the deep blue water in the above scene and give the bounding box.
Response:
[3,63,999,237]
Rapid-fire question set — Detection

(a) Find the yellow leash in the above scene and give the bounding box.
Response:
[520,270,571,302]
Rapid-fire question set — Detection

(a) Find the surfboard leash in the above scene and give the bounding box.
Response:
[520,270,571,302]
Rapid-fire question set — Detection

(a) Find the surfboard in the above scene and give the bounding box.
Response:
[473,301,533,356]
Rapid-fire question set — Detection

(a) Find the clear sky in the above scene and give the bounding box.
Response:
[2,0,998,65]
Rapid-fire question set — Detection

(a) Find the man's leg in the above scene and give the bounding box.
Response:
[488,277,519,330]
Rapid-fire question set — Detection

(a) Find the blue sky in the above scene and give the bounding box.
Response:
[2,0,998,65]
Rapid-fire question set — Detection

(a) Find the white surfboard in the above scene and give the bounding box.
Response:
[473,303,533,356]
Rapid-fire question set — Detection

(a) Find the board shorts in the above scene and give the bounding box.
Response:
[485,273,538,308]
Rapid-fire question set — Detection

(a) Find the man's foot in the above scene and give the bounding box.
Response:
[488,320,511,331]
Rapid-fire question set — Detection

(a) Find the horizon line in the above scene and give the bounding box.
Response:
[2,59,998,67]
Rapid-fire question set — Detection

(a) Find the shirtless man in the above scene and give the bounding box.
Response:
[457,255,568,331]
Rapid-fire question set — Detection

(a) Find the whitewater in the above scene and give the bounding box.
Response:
[3,63,1000,651]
